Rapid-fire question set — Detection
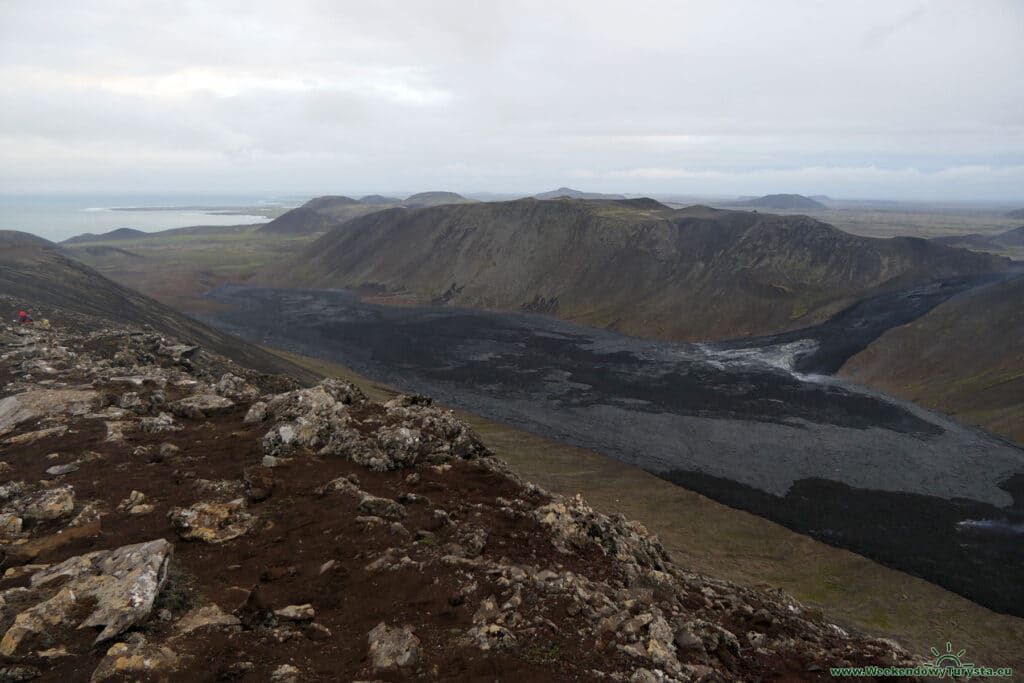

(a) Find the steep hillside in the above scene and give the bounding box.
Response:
[841,273,1024,444]
[0,231,318,383]
[733,194,827,210]
[259,207,339,235]
[268,199,1010,341]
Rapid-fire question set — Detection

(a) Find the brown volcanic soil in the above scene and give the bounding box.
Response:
[0,304,924,681]
[841,274,1024,445]
[2,412,619,681]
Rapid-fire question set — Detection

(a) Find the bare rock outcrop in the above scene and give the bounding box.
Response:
[0,539,172,656]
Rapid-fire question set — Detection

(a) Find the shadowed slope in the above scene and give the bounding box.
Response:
[842,273,1024,444]
[0,231,318,383]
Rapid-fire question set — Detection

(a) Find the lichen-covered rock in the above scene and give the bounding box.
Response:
[358,494,407,520]
[535,494,671,571]
[243,401,268,424]
[269,664,301,682]
[168,499,255,544]
[215,373,260,401]
[16,485,75,524]
[140,412,181,433]
[169,394,234,418]
[0,389,98,437]
[90,637,179,682]
[367,622,420,671]
[255,379,490,470]
[465,623,517,651]
[0,513,23,537]
[174,605,241,635]
[274,604,315,622]
[0,539,172,655]
[0,587,78,657]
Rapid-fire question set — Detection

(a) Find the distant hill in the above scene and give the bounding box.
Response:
[534,187,627,200]
[63,227,148,244]
[0,231,318,382]
[358,194,403,205]
[258,207,339,235]
[842,273,1024,445]
[733,194,827,210]
[259,193,476,232]
[404,191,473,207]
[1006,208,1024,219]
[264,199,1009,342]
[261,195,400,228]
[302,195,359,211]
[932,225,1024,251]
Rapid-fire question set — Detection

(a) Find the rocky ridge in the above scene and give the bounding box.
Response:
[0,298,926,681]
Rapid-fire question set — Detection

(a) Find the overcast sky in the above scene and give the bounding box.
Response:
[1,0,1022,200]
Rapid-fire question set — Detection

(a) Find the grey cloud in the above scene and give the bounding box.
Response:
[1,0,1022,199]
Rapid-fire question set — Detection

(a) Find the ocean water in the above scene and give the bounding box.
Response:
[0,194,293,242]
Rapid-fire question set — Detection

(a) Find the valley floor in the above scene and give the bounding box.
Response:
[198,284,1024,618]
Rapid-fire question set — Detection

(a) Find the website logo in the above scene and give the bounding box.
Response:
[830,641,1013,679]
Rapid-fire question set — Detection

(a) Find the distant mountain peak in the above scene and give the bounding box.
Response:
[534,187,627,200]
[734,194,827,210]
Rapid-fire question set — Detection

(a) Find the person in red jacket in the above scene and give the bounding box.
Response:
[18,310,33,325]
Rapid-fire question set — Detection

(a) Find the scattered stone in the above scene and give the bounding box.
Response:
[243,401,268,424]
[274,604,315,622]
[117,490,147,512]
[169,499,256,544]
[466,623,517,650]
[170,393,234,418]
[358,494,407,520]
[175,604,241,635]
[367,622,421,671]
[90,637,179,682]
[270,664,301,682]
[103,421,132,442]
[1,426,67,446]
[17,485,75,523]
[0,513,23,536]
[0,665,42,682]
[140,412,181,433]
[43,463,79,477]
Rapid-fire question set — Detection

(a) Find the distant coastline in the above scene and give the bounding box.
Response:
[0,194,292,241]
